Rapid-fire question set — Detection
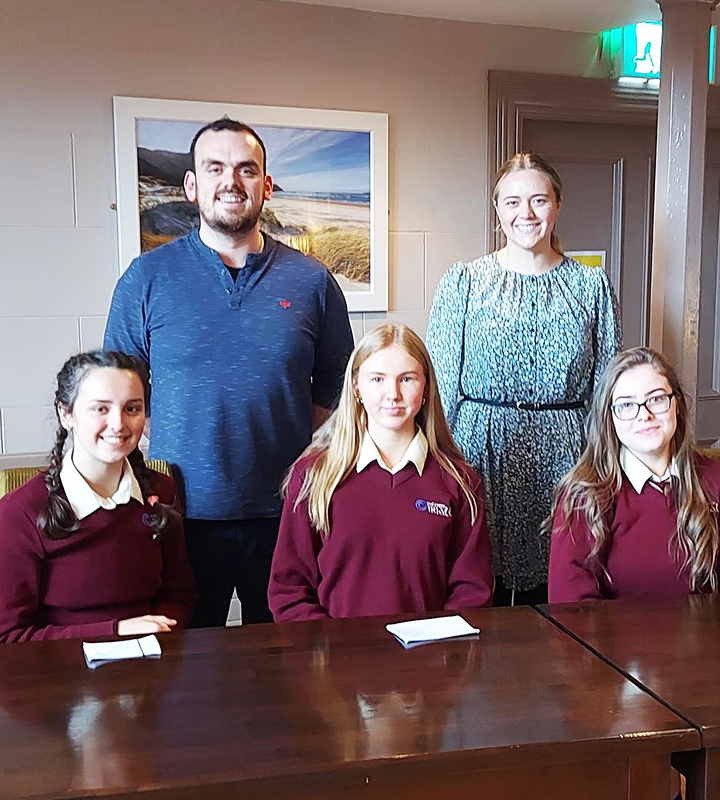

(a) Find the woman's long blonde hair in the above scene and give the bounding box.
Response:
[492,152,564,255]
[285,324,478,535]
[548,347,719,592]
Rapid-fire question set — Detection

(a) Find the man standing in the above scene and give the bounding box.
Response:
[104,119,354,626]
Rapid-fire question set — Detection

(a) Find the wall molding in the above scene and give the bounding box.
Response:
[610,158,625,303]
[641,157,656,347]
[713,188,720,394]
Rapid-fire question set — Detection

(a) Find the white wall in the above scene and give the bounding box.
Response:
[0,0,595,462]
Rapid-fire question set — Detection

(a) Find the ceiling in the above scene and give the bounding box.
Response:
[279,0,665,34]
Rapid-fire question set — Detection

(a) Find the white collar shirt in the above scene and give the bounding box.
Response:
[60,450,144,520]
[356,429,428,476]
[620,446,678,495]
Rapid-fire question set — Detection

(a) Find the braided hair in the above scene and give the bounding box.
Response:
[37,350,180,540]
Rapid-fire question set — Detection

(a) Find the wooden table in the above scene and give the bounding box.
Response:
[0,607,700,799]
[540,594,720,800]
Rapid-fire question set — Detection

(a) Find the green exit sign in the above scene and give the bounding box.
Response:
[602,22,716,83]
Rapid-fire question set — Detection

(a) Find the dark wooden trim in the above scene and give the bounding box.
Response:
[713,197,720,394]
[611,158,625,300]
[642,156,656,347]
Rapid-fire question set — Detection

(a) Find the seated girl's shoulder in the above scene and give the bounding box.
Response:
[284,451,325,492]
[456,459,482,486]
[428,454,483,495]
[294,451,323,474]
[0,471,51,513]
[149,470,179,504]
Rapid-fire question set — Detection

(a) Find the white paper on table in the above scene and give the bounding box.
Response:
[83,634,162,667]
[385,615,480,646]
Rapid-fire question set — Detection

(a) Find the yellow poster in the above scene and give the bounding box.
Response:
[566,250,606,269]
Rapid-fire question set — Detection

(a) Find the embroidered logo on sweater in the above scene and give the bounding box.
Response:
[415,498,451,517]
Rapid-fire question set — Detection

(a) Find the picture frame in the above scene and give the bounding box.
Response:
[113,96,389,312]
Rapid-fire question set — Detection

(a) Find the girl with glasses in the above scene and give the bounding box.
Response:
[548,347,720,602]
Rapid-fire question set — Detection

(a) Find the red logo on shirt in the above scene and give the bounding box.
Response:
[279,300,291,308]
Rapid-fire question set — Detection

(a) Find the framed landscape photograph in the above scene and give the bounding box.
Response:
[113,96,389,312]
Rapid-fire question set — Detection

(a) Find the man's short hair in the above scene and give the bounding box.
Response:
[189,118,268,173]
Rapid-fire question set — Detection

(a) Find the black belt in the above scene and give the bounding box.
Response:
[460,395,586,411]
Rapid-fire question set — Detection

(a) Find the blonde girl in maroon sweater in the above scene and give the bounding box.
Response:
[548,347,720,603]
[269,324,493,621]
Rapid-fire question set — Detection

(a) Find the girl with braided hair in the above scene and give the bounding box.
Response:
[0,351,195,642]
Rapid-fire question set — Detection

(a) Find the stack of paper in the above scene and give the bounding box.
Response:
[82,634,162,669]
[385,615,480,648]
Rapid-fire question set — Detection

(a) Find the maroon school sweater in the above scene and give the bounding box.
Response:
[0,472,195,642]
[268,453,493,621]
[548,455,720,603]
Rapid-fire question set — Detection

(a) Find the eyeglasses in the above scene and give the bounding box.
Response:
[611,392,674,421]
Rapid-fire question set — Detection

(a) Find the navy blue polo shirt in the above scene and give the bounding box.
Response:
[104,230,353,520]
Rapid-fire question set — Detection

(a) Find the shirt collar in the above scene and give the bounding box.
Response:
[60,449,144,520]
[245,233,272,269]
[356,429,428,476]
[620,446,678,494]
[191,228,274,272]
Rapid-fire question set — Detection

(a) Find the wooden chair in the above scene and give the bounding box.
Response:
[0,459,172,500]
[699,447,720,461]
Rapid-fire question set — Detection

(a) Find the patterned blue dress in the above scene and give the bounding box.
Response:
[426,254,621,591]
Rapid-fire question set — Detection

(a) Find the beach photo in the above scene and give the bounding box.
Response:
[114,98,388,310]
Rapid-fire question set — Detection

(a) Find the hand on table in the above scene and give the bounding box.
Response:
[117,615,177,636]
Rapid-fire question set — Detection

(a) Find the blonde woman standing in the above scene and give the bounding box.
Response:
[549,347,720,602]
[268,324,493,621]
[427,153,621,605]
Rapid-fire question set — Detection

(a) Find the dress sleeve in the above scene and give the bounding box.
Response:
[547,501,603,603]
[444,468,494,610]
[268,464,329,621]
[426,263,469,428]
[311,271,354,410]
[592,269,623,391]
[0,495,115,642]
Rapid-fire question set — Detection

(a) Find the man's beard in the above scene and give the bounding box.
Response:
[199,195,264,235]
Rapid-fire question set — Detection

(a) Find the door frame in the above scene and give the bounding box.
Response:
[488,71,720,436]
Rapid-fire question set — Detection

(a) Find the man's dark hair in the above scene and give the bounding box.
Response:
[189,117,267,173]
